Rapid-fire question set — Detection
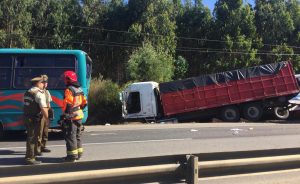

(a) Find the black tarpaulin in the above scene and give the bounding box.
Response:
[159,61,286,94]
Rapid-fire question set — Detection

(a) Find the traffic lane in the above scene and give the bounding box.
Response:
[2,122,300,148]
[82,134,300,161]
[2,134,300,167]
[83,124,300,143]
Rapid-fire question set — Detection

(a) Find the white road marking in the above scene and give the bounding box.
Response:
[90,133,117,136]
[0,138,191,150]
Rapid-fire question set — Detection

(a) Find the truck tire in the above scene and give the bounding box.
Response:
[243,103,263,121]
[221,106,240,122]
[274,107,289,120]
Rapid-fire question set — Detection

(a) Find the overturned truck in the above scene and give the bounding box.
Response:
[121,61,300,122]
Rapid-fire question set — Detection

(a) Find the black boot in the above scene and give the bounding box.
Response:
[35,152,43,156]
[76,153,82,160]
[41,148,51,153]
[63,156,76,163]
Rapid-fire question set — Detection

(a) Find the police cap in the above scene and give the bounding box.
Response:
[31,76,43,83]
[41,75,48,82]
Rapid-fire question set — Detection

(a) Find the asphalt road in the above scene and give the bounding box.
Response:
[1,122,300,167]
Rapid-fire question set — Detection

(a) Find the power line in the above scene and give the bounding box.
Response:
[176,45,292,54]
[30,35,299,55]
[176,48,300,56]
[29,35,140,47]
[45,22,300,49]
[29,36,300,56]
[29,36,139,49]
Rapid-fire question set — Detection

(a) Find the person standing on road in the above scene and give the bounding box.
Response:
[23,76,48,165]
[36,75,53,155]
[61,71,87,162]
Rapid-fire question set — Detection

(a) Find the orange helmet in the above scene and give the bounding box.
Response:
[63,71,77,84]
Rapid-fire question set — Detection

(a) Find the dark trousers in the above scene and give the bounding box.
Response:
[24,117,40,161]
[64,120,83,158]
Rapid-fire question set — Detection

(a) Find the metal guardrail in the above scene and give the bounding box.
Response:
[1,148,300,184]
[0,164,182,184]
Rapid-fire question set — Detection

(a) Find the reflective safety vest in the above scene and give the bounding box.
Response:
[63,85,87,120]
[23,90,41,118]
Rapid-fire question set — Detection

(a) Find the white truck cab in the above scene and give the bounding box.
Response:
[120,82,160,119]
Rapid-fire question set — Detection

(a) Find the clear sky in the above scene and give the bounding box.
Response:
[202,0,255,12]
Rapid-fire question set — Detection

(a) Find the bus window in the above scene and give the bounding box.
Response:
[14,54,76,89]
[86,55,92,78]
[0,55,12,89]
[54,55,76,67]
[85,55,92,89]
[15,54,75,67]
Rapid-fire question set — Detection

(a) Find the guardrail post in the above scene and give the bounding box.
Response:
[186,155,198,184]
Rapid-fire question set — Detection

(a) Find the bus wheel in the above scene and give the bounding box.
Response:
[0,122,4,140]
[243,103,263,121]
[274,107,289,120]
[221,106,240,122]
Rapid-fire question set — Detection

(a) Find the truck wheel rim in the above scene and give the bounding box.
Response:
[274,107,289,119]
[247,107,259,118]
[225,109,237,120]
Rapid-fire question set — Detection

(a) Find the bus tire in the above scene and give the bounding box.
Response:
[243,103,263,121]
[221,106,240,122]
[274,107,289,120]
[0,122,4,140]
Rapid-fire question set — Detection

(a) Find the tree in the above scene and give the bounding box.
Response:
[31,0,82,48]
[176,0,213,76]
[129,0,177,55]
[286,0,300,49]
[266,44,294,62]
[173,56,188,80]
[0,0,33,48]
[286,0,300,71]
[101,0,132,83]
[127,42,174,82]
[78,0,108,80]
[255,0,296,64]
[255,0,294,45]
[210,0,259,72]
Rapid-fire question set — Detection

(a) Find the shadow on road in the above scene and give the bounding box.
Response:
[0,150,24,155]
[0,157,26,166]
[265,119,300,124]
[0,155,64,166]
[38,157,65,164]
[0,130,64,142]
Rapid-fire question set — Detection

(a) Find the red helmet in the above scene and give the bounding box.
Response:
[63,71,77,84]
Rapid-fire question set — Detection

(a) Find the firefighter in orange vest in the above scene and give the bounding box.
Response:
[61,71,87,162]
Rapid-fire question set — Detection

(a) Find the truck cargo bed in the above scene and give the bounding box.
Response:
[159,61,299,116]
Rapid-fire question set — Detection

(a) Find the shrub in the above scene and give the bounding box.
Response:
[87,77,122,124]
[127,42,174,83]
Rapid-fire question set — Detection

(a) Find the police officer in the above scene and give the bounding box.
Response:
[23,76,48,165]
[62,71,87,162]
[36,75,52,154]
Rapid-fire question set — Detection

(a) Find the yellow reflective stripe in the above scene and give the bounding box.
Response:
[67,150,78,155]
[78,148,83,153]
[72,110,84,120]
